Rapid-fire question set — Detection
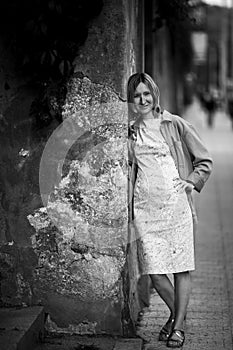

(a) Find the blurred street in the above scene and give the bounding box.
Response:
[137,97,233,349]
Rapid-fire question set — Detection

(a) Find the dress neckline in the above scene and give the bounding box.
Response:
[140,113,162,121]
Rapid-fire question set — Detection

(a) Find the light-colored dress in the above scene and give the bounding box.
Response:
[131,115,195,274]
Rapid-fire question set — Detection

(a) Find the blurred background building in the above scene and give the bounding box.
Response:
[191,0,233,109]
[144,0,233,114]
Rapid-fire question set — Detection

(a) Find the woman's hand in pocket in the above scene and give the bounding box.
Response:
[175,180,194,194]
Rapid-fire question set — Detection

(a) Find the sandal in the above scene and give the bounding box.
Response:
[167,329,185,348]
[158,318,174,341]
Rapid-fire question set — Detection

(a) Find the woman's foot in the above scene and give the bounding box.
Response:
[158,318,174,341]
[167,329,185,348]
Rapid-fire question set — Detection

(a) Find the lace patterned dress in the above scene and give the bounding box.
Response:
[131,115,195,274]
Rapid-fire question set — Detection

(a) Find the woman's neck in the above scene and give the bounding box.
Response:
[140,110,160,119]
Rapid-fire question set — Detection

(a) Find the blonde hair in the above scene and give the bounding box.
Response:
[127,72,160,108]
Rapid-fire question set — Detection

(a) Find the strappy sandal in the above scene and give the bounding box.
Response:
[158,319,174,341]
[167,329,185,348]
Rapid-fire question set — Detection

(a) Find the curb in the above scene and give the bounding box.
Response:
[0,306,45,350]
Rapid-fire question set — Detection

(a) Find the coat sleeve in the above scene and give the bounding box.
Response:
[181,121,213,192]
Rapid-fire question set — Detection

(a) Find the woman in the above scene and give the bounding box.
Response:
[127,73,213,348]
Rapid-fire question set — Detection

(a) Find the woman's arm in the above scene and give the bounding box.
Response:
[182,122,213,192]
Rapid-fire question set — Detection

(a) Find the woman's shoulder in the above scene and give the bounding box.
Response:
[162,110,185,123]
[129,117,142,127]
[162,110,193,130]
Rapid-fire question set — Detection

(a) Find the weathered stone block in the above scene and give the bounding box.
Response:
[27,76,137,335]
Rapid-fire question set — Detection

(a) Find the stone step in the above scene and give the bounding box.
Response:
[0,306,45,350]
[34,333,143,350]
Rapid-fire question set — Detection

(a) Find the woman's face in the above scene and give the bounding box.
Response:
[133,82,154,116]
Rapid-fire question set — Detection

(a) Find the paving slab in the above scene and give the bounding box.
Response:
[113,338,143,350]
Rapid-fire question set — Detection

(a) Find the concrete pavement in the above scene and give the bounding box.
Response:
[136,99,233,349]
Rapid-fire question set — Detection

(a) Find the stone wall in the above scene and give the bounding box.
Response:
[0,0,143,336]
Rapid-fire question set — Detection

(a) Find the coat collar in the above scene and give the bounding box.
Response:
[161,110,173,122]
[129,109,173,127]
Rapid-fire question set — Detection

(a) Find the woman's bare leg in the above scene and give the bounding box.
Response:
[173,271,191,330]
[150,274,175,318]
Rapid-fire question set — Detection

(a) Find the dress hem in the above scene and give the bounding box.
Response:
[140,267,195,275]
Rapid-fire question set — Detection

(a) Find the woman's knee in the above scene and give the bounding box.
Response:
[150,273,167,285]
[174,271,190,282]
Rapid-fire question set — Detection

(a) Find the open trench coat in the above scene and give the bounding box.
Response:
[128,110,213,233]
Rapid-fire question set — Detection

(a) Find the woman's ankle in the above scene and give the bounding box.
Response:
[172,319,185,331]
[168,312,175,322]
